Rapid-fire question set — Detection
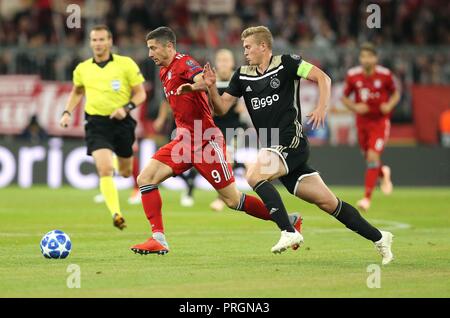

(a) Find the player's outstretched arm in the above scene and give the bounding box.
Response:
[60,85,84,128]
[304,65,331,129]
[176,73,208,95]
[203,62,237,116]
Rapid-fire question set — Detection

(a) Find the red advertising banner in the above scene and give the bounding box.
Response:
[0,75,146,138]
[412,85,450,145]
[8,76,449,146]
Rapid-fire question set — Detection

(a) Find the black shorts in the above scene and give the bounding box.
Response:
[219,124,250,151]
[84,113,136,158]
[263,137,319,195]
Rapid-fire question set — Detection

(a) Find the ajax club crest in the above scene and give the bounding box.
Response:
[270,77,280,89]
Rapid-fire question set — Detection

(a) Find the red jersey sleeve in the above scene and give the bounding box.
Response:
[181,57,203,82]
[343,74,354,97]
[385,73,396,95]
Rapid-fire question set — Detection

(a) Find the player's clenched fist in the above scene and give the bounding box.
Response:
[176,83,194,95]
[354,103,370,114]
[60,111,71,128]
[380,102,392,114]
[110,107,127,120]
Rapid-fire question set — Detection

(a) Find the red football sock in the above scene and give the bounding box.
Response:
[241,194,271,221]
[140,185,164,233]
[364,163,381,199]
[132,156,139,190]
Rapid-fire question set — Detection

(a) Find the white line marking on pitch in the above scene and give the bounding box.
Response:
[0,219,411,237]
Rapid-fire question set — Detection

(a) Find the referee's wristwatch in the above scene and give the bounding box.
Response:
[123,102,136,113]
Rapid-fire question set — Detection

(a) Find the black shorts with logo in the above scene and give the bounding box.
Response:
[264,136,319,195]
[84,113,136,158]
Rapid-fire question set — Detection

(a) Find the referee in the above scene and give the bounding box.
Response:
[60,25,146,230]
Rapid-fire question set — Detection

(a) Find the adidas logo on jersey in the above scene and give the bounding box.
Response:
[282,152,288,159]
[245,85,252,92]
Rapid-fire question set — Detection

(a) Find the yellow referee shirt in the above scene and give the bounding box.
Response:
[73,54,145,115]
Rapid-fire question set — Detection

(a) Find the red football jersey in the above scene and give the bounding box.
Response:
[160,53,216,136]
[343,65,396,122]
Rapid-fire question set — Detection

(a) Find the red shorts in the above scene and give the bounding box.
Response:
[152,138,235,190]
[357,118,390,154]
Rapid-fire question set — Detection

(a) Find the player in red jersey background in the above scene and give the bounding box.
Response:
[341,42,400,212]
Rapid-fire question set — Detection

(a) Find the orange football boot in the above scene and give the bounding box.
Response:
[131,238,169,255]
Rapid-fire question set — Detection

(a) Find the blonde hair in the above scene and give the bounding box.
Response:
[241,26,273,49]
[360,42,377,55]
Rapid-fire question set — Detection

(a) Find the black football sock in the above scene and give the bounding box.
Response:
[332,199,382,242]
[186,169,197,197]
[180,169,196,197]
[233,162,246,170]
[253,180,295,232]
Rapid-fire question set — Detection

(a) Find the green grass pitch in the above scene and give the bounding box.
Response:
[0,186,449,297]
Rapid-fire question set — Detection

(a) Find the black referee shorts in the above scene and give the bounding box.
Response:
[84,113,136,158]
[263,137,319,195]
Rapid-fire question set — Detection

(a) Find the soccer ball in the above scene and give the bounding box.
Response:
[40,230,72,259]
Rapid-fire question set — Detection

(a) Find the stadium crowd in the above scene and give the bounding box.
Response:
[0,0,449,84]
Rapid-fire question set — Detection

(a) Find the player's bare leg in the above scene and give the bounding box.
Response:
[295,174,339,214]
[380,165,393,195]
[210,197,226,211]
[295,174,393,265]
[92,149,126,230]
[215,182,244,210]
[117,156,133,178]
[246,149,303,253]
[131,159,174,255]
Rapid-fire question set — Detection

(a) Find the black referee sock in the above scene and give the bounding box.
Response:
[233,162,246,170]
[180,169,197,197]
[185,169,197,197]
[253,180,295,232]
[332,199,382,242]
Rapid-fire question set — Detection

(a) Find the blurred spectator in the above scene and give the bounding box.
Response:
[1,0,448,47]
[0,0,448,86]
[19,115,49,144]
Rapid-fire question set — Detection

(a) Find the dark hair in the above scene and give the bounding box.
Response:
[91,24,112,38]
[360,42,377,55]
[146,26,176,46]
